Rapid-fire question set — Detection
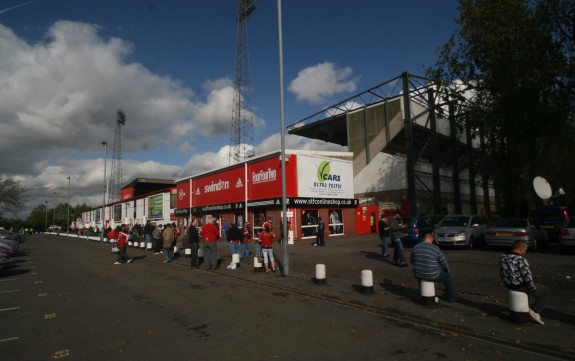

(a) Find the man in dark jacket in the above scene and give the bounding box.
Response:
[227,222,242,257]
[188,217,200,268]
[389,211,407,267]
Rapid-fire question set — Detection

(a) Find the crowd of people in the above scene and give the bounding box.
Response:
[101,210,551,326]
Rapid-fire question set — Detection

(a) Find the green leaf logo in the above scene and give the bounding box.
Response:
[317,161,331,183]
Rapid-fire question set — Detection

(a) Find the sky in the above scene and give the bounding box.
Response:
[0,0,460,219]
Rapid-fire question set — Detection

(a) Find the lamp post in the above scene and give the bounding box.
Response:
[101,141,108,241]
[45,200,48,232]
[67,176,70,235]
[277,0,289,276]
[53,191,57,228]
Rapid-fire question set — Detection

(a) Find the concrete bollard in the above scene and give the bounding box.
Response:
[420,280,437,305]
[184,248,191,257]
[133,241,139,248]
[232,253,240,267]
[146,243,153,250]
[128,241,133,247]
[313,264,326,284]
[360,270,374,294]
[508,290,530,324]
[140,242,145,249]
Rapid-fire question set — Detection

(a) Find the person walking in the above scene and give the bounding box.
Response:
[188,217,200,268]
[152,223,162,254]
[410,233,457,302]
[161,223,175,263]
[115,225,133,265]
[378,214,391,257]
[500,240,550,325]
[315,217,326,246]
[241,222,252,259]
[201,218,220,270]
[258,224,276,274]
[143,220,154,250]
[389,211,407,267]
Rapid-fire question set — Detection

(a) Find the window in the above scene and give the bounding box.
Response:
[301,209,318,238]
[328,209,344,235]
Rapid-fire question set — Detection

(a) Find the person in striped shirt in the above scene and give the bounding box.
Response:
[410,233,457,302]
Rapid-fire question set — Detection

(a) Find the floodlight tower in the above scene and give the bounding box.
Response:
[108,110,126,203]
[229,0,256,163]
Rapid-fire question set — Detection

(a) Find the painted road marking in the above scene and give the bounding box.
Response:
[51,349,70,359]
[0,289,19,294]
[34,280,43,284]
[0,307,20,312]
[0,337,20,343]
[38,293,48,297]
[44,313,56,319]
[0,278,19,282]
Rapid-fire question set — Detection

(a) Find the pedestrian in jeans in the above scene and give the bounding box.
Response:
[227,222,242,255]
[410,233,457,302]
[161,224,174,263]
[378,214,391,257]
[389,211,407,267]
[188,217,200,268]
[241,222,252,259]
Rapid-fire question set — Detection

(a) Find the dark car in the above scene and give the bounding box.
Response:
[529,205,569,241]
[401,217,434,246]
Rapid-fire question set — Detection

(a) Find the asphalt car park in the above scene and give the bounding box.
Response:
[1,234,574,361]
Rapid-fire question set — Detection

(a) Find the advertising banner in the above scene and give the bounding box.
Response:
[193,167,245,207]
[148,194,164,220]
[176,179,192,209]
[248,156,297,200]
[296,155,354,198]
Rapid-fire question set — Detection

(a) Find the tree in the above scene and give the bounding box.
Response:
[0,178,25,218]
[428,0,575,216]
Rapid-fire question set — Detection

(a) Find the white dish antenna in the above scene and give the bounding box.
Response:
[533,176,552,200]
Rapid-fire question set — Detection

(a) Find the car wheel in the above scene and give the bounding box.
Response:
[468,236,475,250]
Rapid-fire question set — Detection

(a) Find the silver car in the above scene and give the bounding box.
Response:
[485,219,547,251]
[433,215,487,249]
[559,217,575,249]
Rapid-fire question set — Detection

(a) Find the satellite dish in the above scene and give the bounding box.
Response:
[533,176,552,200]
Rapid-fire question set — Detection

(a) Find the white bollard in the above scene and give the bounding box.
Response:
[508,290,530,324]
[361,270,374,293]
[185,248,192,257]
[232,253,240,267]
[140,242,145,248]
[420,280,437,305]
[146,243,153,250]
[128,241,133,247]
[253,256,263,272]
[133,241,139,248]
[314,264,326,284]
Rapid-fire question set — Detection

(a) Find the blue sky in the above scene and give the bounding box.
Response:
[0,0,459,218]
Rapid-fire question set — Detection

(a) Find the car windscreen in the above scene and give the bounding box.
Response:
[439,217,468,227]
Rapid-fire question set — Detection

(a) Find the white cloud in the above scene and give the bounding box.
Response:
[288,62,359,104]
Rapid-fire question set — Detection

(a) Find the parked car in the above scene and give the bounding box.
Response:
[559,217,575,249]
[401,216,434,246]
[485,219,547,251]
[0,253,12,272]
[0,238,20,254]
[529,205,569,241]
[433,215,487,249]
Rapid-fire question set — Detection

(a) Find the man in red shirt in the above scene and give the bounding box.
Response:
[115,225,133,265]
[201,218,220,270]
